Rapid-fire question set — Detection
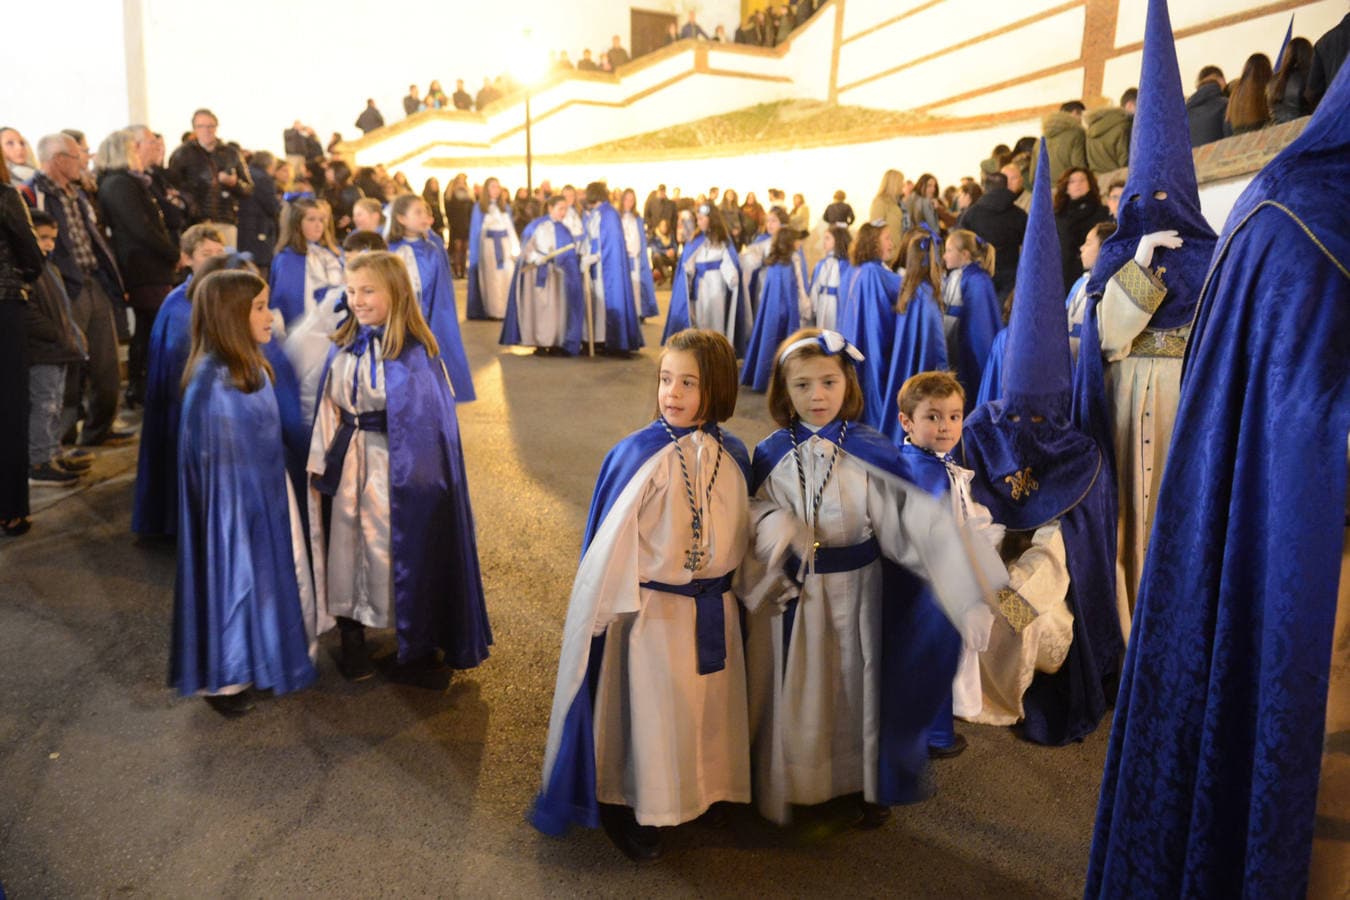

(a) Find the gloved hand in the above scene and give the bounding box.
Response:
[960,603,996,652]
[1134,230,1183,269]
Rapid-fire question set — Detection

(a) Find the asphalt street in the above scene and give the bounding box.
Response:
[0,290,1110,897]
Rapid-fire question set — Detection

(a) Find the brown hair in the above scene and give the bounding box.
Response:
[766,227,797,265]
[386,194,428,244]
[1226,52,1273,131]
[897,229,943,313]
[1052,167,1101,214]
[334,251,439,361]
[898,370,964,419]
[477,176,507,213]
[276,197,339,255]
[946,228,996,276]
[827,225,851,260]
[183,270,273,394]
[766,327,865,427]
[179,223,225,257]
[342,229,387,254]
[850,222,885,266]
[658,329,738,424]
[188,252,261,305]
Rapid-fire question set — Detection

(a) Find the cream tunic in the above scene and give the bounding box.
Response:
[477,205,520,318]
[810,256,844,331]
[686,240,740,341]
[514,221,571,350]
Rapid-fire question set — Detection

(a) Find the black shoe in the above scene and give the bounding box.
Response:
[55,456,93,474]
[599,804,663,863]
[2,517,32,537]
[80,428,138,448]
[928,733,968,759]
[204,690,255,718]
[695,802,729,828]
[61,447,95,467]
[29,462,81,488]
[387,652,451,690]
[338,624,376,681]
[857,801,891,829]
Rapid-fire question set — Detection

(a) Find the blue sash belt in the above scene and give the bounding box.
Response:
[487,229,509,270]
[639,572,734,675]
[820,285,838,296]
[691,259,722,303]
[311,408,388,497]
[534,261,550,288]
[781,537,880,672]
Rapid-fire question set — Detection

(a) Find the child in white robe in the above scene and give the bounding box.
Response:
[808,226,851,330]
[532,329,752,862]
[472,179,519,319]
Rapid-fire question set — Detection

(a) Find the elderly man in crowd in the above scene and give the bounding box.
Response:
[167,108,252,248]
[28,133,134,448]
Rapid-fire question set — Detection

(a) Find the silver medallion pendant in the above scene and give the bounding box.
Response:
[684,547,705,572]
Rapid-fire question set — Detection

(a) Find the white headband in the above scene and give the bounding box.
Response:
[778,330,865,366]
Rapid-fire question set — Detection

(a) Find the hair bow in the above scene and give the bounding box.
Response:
[697,203,712,216]
[283,190,316,202]
[778,329,866,365]
[868,218,886,228]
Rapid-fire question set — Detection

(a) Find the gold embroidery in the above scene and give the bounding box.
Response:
[997,588,1038,634]
[1116,259,1167,314]
[1004,467,1039,500]
[1130,329,1188,358]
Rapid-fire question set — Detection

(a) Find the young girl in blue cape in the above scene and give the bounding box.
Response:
[876,229,948,444]
[171,270,318,717]
[465,177,519,321]
[307,251,491,683]
[808,225,850,331]
[661,206,744,355]
[940,229,1002,412]
[500,194,586,356]
[268,198,344,328]
[619,188,658,320]
[740,228,809,392]
[531,329,753,862]
[836,222,898,433]
[739,328,1001,826]
[387,194,476,402]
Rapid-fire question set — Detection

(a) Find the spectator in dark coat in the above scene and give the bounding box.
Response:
[0,165,45,534]
[167,109,253,231]
[444,174,474,277]
[324,161,363,239]
[236,150,280,269]
[795,0,817,28]
[1306,11,1349,110]
[1186,66,1229,147]
[607,35,630,68]
[956,171,1028,300]
[1270,37,1314,123]
[139,131,186,248]
[355,99,385,134]
[403,85,423,117]
[822,190,855,226]
[452,79,474,110]
[643,184,676,238]
[475,78,501,111]
[1052,167,1111,294]
[679,11,709,40]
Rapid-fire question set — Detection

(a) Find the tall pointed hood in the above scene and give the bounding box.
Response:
[1087,0,1217,330]
[1003,137,1072,419]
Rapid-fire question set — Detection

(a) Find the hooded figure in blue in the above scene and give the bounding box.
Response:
[662,204,745,354]
[464,178,519,320]
[877,227,949,444]
[500,195,587,356]
[1086,59,1350,900]
[267,198,346,328]
[961,138,1123,747]
[739,229,806,391]
[581,182,644,354]
[171,269,318,712]
[387,194,477,403]
[835,221,901,432]
[531,330,752,862]
[135,253,309,537]
[1074,0,1219,616]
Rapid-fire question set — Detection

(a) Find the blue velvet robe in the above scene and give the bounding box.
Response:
[313,340,492,666]
[170,357,316,696]
[751,422,962,805]
[389,234,476,403]
[1086,62,1350,897]
[975,328,1009,407]
[946,264,1003,412]
[661,234,745,352]
[878,282,948,443]
[465,204,487,319]
[530,421,752,835]
[133,280,191,537]
[500,217,586,356]
[739,262,800,392]
[835,260,900,432]
[586,202,644,352]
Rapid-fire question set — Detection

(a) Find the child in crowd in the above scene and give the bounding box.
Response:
[579,181,643,356]
[386,194,476,401]
[500,194,585,356]
[877,229,948,443]
[465,176,519,320]
[1065,220,1115,365]
[940,229,1002,410]
[618,187,658,319]
[133,223,226,537]
[532,329,752,862]
[649,218,677,285]
[739,206,784,320]
[739,327,1001,826]
[351,197,385,234]
[808,225,851,331]
[307,251,490,684]
[836,221,898,432]
[740,228,808,392]
[896,371,1006,756]
[268,198,344,328]
[662,205,744,355]
[171,269,317,717]
[24,210,89,487]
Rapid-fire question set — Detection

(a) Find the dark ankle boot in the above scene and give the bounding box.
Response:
[204,690,255,718]
[599,804,663,863]
[337,618,375,681]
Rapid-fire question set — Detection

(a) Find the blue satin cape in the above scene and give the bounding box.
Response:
[315,339,492,666]
[133,280,192,537]
[588,202,644,352]
[389,234,476,403]
[836,260,901,432]
[1086,59,1350,898]
[465,204,489,319]
[632,214,659,318]
[267,247,312,328]
[975,328,1009,407]
[949,264,1003,412]
[878,282,948,443]
[529,420,751,835]
[170,357,317,696]
[739,262,800,391]
[751,421,961,804]
[661,234,745,352]
[500,217,586,356]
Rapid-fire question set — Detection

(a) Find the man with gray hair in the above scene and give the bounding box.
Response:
[28,133,134,447]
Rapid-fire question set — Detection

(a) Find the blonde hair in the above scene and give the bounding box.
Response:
[334,251,440,360]
[183,270,273,394]
[897,229,944,313]
[946,229,995,276]
[875,168,905,202]
[276,198,339,255]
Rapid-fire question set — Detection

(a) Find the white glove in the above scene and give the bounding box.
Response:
[1133,230,1183,269]
[582,253,599,268]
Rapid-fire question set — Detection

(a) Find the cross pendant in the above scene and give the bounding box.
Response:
[684,547,705,571]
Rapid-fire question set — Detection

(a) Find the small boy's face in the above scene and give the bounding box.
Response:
[352,205,381,232]
[34,225,58,255]
[186,240,226,272]
[899,393,965,456]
